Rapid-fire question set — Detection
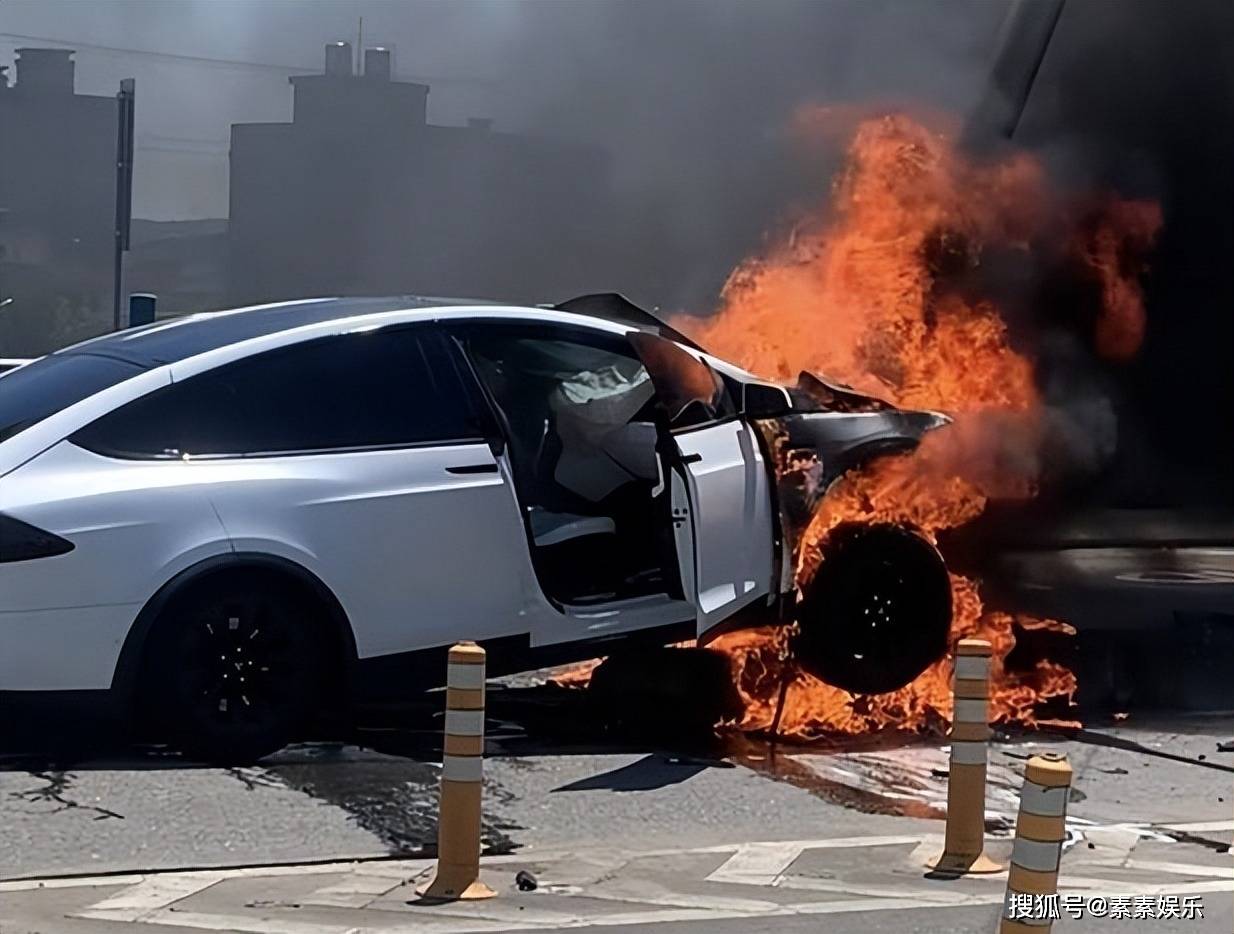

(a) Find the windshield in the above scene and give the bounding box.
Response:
[0,353,147,445]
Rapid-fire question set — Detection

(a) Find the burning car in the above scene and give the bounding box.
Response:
[0,293,952,762]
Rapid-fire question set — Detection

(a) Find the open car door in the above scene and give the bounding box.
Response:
[628,332,775,637]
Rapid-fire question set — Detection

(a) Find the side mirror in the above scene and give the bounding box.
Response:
[741,380,793,419]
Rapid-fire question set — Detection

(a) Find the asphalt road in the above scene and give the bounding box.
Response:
[0,682,1231,933]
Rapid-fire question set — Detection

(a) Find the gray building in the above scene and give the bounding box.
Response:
[0,49,117,355]
[229,44,615,306]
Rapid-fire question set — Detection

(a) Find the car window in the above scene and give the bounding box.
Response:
[0,353,148,445]
[455,322,659,506]
[71,327,479,458]
[626,332,736,430]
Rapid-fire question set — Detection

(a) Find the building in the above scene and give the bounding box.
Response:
[0,49,118,355]
[229,43,615,306]
[127,219,229,317]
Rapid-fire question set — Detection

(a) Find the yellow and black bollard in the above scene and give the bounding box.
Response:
[417,641,496,901]
[1000,752,1072,932]
[927,638,1002,874]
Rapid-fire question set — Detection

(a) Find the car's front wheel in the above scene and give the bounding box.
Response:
[140,575,327,764]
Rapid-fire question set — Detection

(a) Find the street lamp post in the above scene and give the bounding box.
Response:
[112,78,135,331]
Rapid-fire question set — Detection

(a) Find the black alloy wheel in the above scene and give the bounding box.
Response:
[142,578,326,764]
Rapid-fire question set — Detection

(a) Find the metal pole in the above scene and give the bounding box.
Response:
[961,0,1066,151]
[112,78,135,330]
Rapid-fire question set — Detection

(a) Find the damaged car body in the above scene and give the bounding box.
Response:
[0,293,951,762]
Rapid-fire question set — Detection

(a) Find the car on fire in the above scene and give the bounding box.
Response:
[0,294,953,762]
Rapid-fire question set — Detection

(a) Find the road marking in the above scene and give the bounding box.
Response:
[778,874,981,903]
[300,871,410,908]
[77,872,224,922]
[4,858,412,892]
[31,832,1234,934]
[119,910,367,934]
[1123,859,1234,879]
[1162,819,1234,833]
[704,835,919,886]
[66,862,421,925]
[789,894,1006,916]
[63,879,1234,934]
[705,841,805,886]
[0,872,145,893]
[549,882,781,913]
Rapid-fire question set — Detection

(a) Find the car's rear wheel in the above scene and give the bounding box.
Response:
[140,575,327,764]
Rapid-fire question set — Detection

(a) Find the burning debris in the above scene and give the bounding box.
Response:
[686,112,1160,739]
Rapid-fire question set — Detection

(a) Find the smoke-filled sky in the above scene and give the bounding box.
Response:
[0,0,1009,221]
[1,0,1231,502]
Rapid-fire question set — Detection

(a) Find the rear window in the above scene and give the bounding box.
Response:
[0,353,146,445]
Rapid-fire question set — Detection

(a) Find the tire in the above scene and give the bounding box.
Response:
[140,575,327,764]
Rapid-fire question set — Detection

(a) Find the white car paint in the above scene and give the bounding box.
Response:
[200,443,539,658]
[672,419,775,628]
[0,440,231,689]
[0,299,777,698]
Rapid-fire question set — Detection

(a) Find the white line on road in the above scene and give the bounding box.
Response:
[704,835,920,886]
[125,909,370,934]
[2,858,409,893]
[1161,819,1234,833]
[0,872,146,893]
[549,883,782,914]
[1123,859,1234,879]
[76,872,225,921]
[300,872,408,909]
[63,879,1234,934]
[777,874,980,903]
[704,841,805,886]
[29,832,1234,934]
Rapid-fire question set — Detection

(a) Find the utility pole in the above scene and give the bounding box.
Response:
[961,0,1066,151]
[112,77,135,330]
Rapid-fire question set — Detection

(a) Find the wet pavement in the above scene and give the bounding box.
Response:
[0,680,1231,932]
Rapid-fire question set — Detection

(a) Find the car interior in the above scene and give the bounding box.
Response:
[459,328,684,606]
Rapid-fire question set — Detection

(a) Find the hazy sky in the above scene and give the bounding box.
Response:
[0,0,1008,219]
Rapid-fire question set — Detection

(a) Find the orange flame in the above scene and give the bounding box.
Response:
[684,112,1160,739]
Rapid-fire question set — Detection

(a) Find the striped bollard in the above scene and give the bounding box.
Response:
[417,641,496,901]
[1000,753,1071,932]
[926,638,1002,874]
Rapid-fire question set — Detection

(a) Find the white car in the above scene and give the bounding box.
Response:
[0,294,951,761]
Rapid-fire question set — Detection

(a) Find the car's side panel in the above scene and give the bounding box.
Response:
[202,443,539,658]
[0,604,144,691]
[0,440,232,689]
[673,420,776,635]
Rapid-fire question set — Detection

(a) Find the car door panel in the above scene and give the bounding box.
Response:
[673,420,774,629]
[203,443,535,658]
[628,332,776,635]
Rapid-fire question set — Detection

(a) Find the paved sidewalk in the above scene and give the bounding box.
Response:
[2,826,1230,933]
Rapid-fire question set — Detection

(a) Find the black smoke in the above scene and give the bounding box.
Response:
[2,0,1231,505]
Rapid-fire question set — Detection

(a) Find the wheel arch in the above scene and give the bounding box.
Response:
[111,552,359,708]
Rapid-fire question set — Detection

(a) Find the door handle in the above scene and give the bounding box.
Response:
[678,453,703,465]
[446,463,499,475]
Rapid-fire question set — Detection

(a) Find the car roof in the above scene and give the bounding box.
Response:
[56,297,465,367]
[53,293,700,369]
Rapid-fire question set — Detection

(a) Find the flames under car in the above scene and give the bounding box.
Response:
[757,372,954,695]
